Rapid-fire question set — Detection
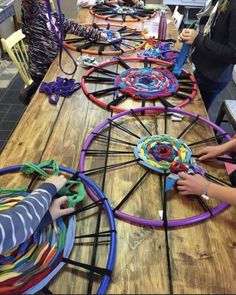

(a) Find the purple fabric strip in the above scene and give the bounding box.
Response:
[45,0,78,75]
[40,76,80,104]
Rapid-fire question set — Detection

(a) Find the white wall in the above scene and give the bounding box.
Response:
[14,0,78,22]
[13,0,21,22]
[54,0,78,19]
[146,0,162,3]
[0,18,15,38]
[233,66,236,84]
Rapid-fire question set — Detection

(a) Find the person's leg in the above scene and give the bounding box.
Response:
[229,170,236,187]
[19,77,43,105]
[194,69,228,110]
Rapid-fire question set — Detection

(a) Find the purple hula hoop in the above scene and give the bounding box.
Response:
[79,106,232,227]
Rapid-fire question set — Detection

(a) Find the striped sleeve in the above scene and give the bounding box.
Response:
[0,183,57,254]
[63,18,101,40]
[21,0,40,18]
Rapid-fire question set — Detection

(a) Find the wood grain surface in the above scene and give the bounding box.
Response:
[1,7,236,294]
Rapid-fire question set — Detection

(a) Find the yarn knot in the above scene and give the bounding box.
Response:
[40,76,81,105]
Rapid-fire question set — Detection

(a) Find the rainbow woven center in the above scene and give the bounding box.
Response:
[133,134,192,173]
[115,67,179,100]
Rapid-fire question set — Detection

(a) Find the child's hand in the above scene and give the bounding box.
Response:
[178,28,198,45]
[177,172,209,196]
[49,196,75,220]
[100,32,107,41]
[198,145,224,161]
[100,31,121,43]
[46,175,67,192]
[132,0,144,6]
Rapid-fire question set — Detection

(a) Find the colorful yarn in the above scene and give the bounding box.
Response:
[115,67,179,100]
[0,165,117,294]
[138,48,180,62]
[0,160,85,293]
[161,50,180,63]
[133,134,205,192]
[138,40,180,62]
[133,134,192,173]
[20,160,86,208]
[145,40,172,51]
[0,191,75,294]
[104,30,122,44]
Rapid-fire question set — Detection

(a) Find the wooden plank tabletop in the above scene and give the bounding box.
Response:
[1,6,236,294]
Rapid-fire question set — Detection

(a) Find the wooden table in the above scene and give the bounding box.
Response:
[1,7,236,294]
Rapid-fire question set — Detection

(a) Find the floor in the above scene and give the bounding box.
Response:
[0,59,19,88]
[0,73,26,152]
[208,79,236,135]
[0,70,236,154]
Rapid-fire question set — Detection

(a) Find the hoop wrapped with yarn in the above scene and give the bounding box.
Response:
[134,134,192,173]
[0,164,117,294]
[79,106,232,227]
[64,23,146,56]
[0,191,76,294]
[89,0,157,22]
[138,39,180,63]
[114,67,179,100]
[81,57,198,112]
[133,134,201,192]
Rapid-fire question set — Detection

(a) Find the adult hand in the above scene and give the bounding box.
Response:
[49,196,75,220]
[178,28,198,45]
[198,145,224,161]
[46,175,67,192]
[177,172,209,196]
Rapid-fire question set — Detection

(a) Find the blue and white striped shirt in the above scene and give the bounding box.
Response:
[0,183,57,254]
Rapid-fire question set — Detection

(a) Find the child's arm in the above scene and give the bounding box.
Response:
[21,0,40,18]
[177,172,236,205]
[63,19,102,41]
[36,196,74,230]
[0,175,66,254]
[198,138,236,161]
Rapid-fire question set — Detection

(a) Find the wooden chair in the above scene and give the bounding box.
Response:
[172,6,184,31]
[1,29,33,87]
[50,0,56,10]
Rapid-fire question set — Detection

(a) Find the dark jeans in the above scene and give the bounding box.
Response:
[19,77,43,105]
[194,69,229,110]
[230,170,236,187]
